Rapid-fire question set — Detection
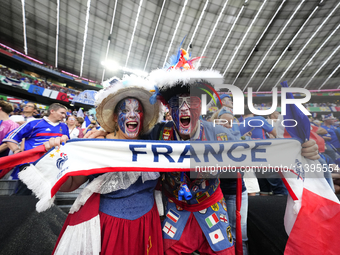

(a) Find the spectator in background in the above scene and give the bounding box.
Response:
[9,102,36,125]
[240,106,277,140]
[309,123,335,190]
[76,117,84,127]
[163,112,172,122]
[268,111,280,121]
[33,109,41,118]
[312,119,322,127]
[321,114,340,154]
[66,115,81,139]
[75,117,84,138]
[335,120,340,142]
[0,101,19,157]
[217,94,233,109]
[66,109,72,116]
[3,103,69,195]
[217,94,242,134]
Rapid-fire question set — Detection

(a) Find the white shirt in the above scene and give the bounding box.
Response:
[69,127,80,139]
[9,115,35,123]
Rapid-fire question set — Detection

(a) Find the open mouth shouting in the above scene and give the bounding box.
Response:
[126,121,139,132]
[117,98,144,139]
[180,115,191,128]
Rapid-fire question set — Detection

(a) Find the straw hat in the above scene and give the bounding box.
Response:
[95,75,160,134]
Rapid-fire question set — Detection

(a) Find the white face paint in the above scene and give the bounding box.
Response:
[117,98,144,139]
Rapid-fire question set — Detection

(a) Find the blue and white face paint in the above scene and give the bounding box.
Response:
[117,98,144,139]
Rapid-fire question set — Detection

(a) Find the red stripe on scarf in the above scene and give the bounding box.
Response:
[0,145,46,179]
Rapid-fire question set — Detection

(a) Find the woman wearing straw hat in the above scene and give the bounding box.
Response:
[46,76,163,255]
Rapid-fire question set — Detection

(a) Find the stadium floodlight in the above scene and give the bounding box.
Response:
[198,0,229,67]
[125,0,144,68]
[320,63,340,90]
[21,0,27,55]
[186,0,209,53]
[305,44,340,89]
[80,0,92,77]
[144,0,166,71]
[101,61,148,77]
[210,1,246,70]
[163,0,189,68]
[101,0,118,83]
[101,60,120,71]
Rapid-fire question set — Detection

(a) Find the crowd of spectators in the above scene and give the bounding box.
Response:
[205,96,340,195]
[0,99,97,181]
[0,65,81,96]
[0,44,100,85]
[0,92,339,255]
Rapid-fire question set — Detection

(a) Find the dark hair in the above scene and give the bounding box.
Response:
[47,103,68,116]
[76,117,84,125]
[158,80,215,105]
[0,100,14,114]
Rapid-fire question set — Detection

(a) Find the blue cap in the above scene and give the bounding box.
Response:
[217,94,231,108]
[219,94,231,100]
[218,107,233,117]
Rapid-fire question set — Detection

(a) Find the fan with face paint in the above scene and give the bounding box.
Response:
[115,98,144,139]
[168,93,201,138]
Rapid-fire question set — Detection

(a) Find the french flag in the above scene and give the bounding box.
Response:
[7,97,22,104]
[166,209,180,223]
[280,81,340,255]
[283,171,340,255]
[68,93,75,101]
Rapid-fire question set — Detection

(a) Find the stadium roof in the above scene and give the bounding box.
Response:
[0,0,339,91]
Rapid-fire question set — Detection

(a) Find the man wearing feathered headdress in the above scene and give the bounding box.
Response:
[146,47,242,254]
